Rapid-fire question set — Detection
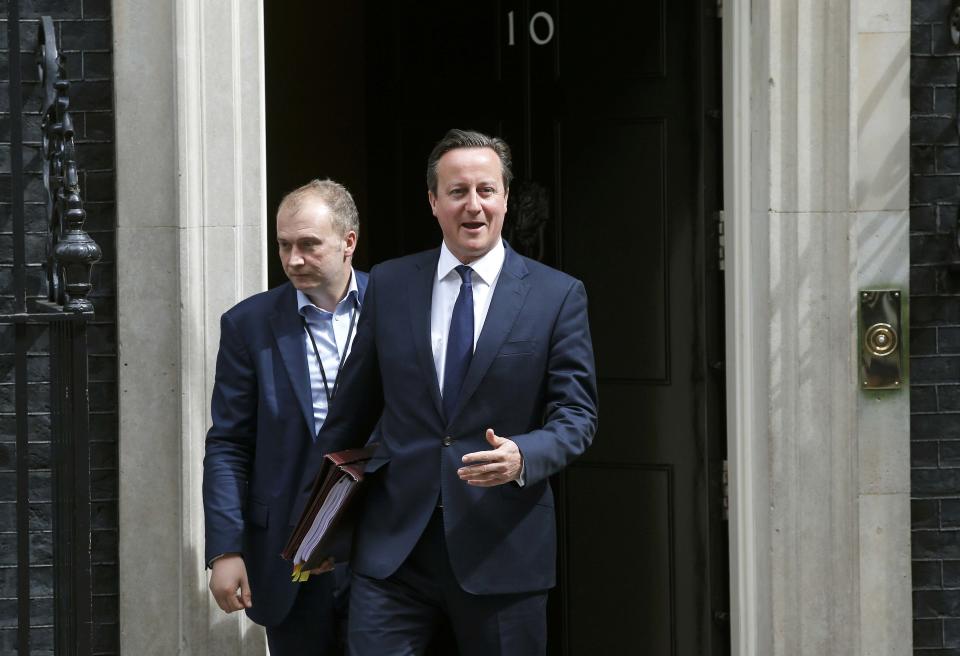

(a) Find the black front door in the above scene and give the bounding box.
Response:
[265,2,728,653]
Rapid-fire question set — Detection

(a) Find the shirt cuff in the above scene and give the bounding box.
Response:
[207,552,240,568]
[516,459,526,487]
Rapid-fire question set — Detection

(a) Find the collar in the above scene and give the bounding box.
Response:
[296,268,360,316]
[436,238,505,286]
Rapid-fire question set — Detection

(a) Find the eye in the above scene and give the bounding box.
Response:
[449,188,466,197]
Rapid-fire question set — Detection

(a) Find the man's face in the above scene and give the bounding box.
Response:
[277,199,355,293]
[428,147,508,264]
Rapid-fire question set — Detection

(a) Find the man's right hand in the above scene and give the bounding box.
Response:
[209,554,252,613]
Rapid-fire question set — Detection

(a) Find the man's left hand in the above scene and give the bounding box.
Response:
[458,429,523,486]
[306,557,335,576]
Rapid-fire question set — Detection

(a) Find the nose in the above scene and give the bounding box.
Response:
[465,189,482,212]
[288,246,304,266]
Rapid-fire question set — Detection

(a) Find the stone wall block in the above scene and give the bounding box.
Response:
[858,33,910,211]
[859,493,913,655]
[767,0,852,213]
[768,210,859,655]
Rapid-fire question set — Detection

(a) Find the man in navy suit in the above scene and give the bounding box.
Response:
[301,130,598,655]
[203,179,368,654]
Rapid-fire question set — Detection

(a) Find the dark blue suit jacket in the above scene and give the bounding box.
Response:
[299,244,597,594]
[203,274,368,627]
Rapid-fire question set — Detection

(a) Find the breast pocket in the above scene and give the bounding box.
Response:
[496,340,536,358]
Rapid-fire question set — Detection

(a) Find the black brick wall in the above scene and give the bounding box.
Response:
[0,1,117,654]
[913,1,960,653]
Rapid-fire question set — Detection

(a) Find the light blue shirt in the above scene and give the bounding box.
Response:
[297,270,361,438]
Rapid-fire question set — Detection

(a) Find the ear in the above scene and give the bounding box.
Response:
[503,187,509,207]
[428,191,439,218]
[342,230,357,259]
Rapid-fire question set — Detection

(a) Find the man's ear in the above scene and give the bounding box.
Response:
[428,191,438,217]
[343,230,358,259]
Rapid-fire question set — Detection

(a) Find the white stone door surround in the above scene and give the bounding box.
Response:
[723,0,912,654]
[113,0,268,653]
[112,0,914,653]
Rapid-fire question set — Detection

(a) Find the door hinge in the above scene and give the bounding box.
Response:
[721,459,729,521]
[716,210,725,271]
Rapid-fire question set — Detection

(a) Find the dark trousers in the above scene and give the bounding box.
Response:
[266,569,345,656]
[347,510,548,656]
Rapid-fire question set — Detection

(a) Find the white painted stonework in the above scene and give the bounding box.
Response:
[724,0,912,654]
[114,0,268,653]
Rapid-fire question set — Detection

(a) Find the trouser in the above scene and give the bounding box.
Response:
[347,509,548,656]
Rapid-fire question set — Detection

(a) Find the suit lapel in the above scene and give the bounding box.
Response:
[450,248,530,422]
[408,249,445,420]
[270,285,315,435]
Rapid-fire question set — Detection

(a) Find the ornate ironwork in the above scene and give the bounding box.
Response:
[37,15,101,314]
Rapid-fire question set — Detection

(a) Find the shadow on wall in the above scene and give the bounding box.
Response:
[856,34,909,210]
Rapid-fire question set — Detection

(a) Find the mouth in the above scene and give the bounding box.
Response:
[461,222,486,232]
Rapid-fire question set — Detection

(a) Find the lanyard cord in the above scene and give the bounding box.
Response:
[301,302,358,404]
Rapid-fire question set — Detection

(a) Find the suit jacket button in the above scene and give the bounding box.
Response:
[442,436,454,447]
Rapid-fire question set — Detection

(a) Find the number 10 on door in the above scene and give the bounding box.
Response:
[507,10,555,46]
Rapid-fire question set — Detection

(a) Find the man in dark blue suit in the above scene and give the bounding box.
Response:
[301,130,598,655]
[203,179,368,654]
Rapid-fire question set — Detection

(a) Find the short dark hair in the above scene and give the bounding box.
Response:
[276,178,360,239]
[426,129,513,195]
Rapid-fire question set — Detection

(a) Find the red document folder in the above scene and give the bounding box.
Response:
[281,445,376,570]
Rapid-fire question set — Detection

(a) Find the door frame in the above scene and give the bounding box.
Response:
[721,1,772,653]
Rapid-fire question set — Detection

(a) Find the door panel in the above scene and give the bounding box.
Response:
[559,119,668,382]
[566,464,674,652]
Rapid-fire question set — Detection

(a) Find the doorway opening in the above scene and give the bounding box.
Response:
[264,2,728,653]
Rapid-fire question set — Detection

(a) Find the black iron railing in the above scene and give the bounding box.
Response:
[5,11,101,655]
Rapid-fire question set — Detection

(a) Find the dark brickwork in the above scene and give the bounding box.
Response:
[913,1,960,653]
[0,1,117,654]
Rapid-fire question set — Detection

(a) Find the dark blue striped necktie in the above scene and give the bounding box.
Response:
[442,265,474,419]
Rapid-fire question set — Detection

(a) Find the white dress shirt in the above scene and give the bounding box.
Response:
[431,239,505,390]
[297,269,361,437]
[430,239,525,485]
